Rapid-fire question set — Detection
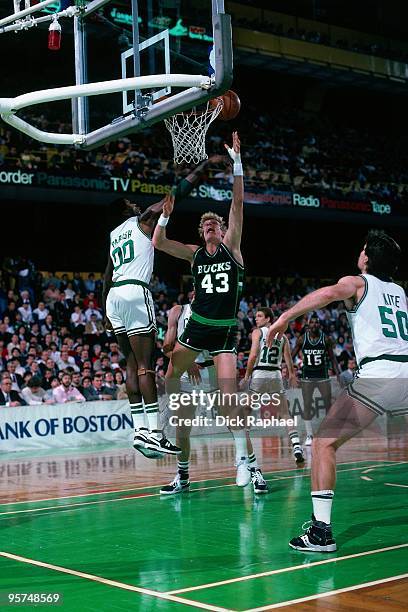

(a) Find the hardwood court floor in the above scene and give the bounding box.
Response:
[0,434,407,611]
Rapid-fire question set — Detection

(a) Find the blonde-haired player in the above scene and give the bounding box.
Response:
[153,132,268,493]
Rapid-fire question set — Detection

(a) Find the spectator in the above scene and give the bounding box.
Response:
[70,305,86,336]
[339,358,357,387]
[85,313,105,345]
[6,359,23,390]
[78,375,94,400]
[54,292,72,327]
[86,373,116,401]
[33,302,49,325]
[84,300,102,322]
[0,375,26,406]
[71,371,82,389]
[21,375,49,405]
[44,376,60,402]
[52,372,85,404]
[56,348,79,372]
[103,371,117,396]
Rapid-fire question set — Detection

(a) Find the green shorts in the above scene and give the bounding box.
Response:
[178,318,238,356]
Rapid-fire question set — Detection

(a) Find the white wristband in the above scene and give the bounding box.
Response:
[233,162,243,176]
[158,214,169,227]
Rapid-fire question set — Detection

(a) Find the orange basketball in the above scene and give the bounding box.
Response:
[210,90,241,121]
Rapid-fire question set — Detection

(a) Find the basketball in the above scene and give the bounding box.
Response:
[210,90,241,121]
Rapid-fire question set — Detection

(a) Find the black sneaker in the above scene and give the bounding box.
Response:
[145,430,182,455]
[160,473,190,495]
[289,515,337,552]
[250,468,269,494]
[293,444,305,464]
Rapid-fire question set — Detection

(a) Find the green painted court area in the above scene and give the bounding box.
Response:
[0,460,407,611]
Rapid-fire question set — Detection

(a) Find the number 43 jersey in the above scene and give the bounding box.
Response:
[110,216,153,284]
[191,243,244,326]
[347,273,408,366]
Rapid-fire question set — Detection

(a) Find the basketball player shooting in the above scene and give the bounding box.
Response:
[103,158,219,459]
[267,230,407,552]
[153,131,268,493]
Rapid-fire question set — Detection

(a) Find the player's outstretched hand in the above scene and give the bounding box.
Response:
[224,131,241,161]
[266,315,288,347]
[163,193,175,218]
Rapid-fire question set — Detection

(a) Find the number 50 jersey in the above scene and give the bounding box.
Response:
[347,273,408,366]
[191,243,244,326]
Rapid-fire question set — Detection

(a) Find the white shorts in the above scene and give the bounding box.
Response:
[347,359,408,416]
[106,284,156,337]
[250,371,285,395]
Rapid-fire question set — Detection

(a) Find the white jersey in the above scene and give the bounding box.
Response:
[347,274,408,365]
[252,326,285,379]
[110,216,153,284]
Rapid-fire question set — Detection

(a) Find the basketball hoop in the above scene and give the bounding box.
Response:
[164,99,223,165]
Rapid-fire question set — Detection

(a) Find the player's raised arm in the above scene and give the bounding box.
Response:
[152,194,198,262]
[267,276,365,347]
[140,157,220,236]
[222,132,244,264]
[162,305,182,358]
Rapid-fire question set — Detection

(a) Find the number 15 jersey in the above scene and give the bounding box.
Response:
[191,243,244,326]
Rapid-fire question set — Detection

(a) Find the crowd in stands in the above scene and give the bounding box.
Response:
[231,15,408,63]
[1,103,408,208]
[0,256,363,407]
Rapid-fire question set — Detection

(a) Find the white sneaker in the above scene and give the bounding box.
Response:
[235,457,251,487]
[304,434,313,447]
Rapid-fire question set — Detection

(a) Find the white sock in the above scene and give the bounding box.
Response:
[305,420,313,436]
[232,430,248,461]
[144,402,160,433]
[130,403,145,431]
[311,490,334,524]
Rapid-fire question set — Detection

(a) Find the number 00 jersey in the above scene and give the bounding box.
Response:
[252,327,285,379]
[191,243,244,326]
[346,273,408,367]
[301,330,329,380]
[110,216,153,285]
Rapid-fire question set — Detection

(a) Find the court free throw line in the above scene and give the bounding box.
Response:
[167,543,408,594]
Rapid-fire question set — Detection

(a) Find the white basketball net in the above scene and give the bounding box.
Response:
[164,100,223,165]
